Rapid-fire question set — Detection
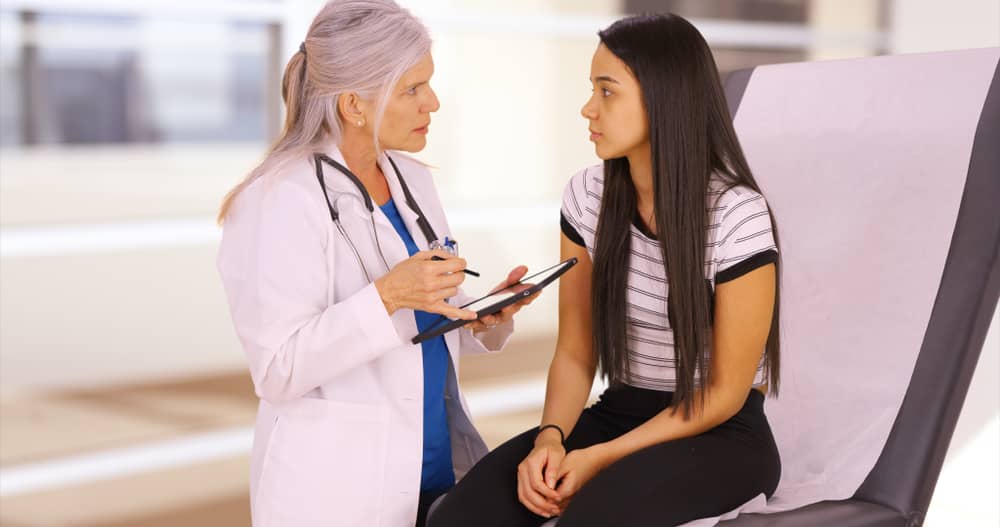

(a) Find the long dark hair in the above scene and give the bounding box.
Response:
[592,13,781,416]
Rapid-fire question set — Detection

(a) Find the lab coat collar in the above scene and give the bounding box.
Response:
[316,143,436,258]
[314,145,364,198]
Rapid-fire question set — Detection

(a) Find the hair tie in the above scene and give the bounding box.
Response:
[299,42,307,56]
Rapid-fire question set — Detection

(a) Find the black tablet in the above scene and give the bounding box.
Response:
[412,257,578,345]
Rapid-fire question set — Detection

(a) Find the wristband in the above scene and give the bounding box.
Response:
[537,424,565,444]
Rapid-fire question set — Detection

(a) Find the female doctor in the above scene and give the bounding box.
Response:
[216,1,535,526]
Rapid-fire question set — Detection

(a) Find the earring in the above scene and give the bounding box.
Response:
[357,120,364,127]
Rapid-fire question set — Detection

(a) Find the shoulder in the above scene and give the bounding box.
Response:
[706,177,778,279]
[562,164,604,215]
[560,164,603,248]
[226,155,327,228]
[571,163,604,193]
[708,177,770,228]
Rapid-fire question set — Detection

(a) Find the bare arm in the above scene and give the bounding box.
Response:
[515,233,597,518]
[536,234,599,446]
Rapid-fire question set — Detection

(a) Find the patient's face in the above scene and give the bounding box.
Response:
[581,43,649,160]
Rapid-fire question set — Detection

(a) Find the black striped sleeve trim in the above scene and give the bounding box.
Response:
[715,249,778,284]
[561,212,586,247]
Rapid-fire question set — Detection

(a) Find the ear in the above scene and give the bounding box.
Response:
[337,92,370,125]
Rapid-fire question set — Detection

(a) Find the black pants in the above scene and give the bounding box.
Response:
[429,386,780,527]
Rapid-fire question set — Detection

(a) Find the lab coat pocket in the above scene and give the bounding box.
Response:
[255,397,390,527]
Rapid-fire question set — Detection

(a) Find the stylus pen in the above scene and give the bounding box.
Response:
[431,256,480,277]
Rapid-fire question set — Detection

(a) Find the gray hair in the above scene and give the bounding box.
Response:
[219,0,431,222]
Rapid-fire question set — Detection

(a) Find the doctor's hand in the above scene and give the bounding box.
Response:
[374,249,478,321]
[466,265,541,334]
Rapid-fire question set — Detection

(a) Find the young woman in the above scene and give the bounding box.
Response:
[430,13,782,527]
[216,1,535,526]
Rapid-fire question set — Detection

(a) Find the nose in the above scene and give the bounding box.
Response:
[581,94,598,120]
[426,85,441,113]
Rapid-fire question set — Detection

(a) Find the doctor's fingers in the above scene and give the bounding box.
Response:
[404,268,462,297]
[417,263,468,290]
[416,248,459,261]
[425,270,466,290]
[427,257,468,275]
[475,313,500,328]
[513,291,543,312]
[495,291,541,321]
[425,300,477,321]
[489,265,529,294]
[412,287,459,308]
[415,250,467,271]
[464,320,488,333]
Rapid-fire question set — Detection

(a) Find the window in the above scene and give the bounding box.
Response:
[0,11,273,146]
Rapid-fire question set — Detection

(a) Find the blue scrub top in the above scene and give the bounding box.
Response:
[379,198,455,492]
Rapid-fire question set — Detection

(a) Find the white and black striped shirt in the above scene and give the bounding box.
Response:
[560,165,777,392]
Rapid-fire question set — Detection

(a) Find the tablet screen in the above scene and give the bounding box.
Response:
[460,286,530,313]
[459,259,573,314]
[412,257,577,344]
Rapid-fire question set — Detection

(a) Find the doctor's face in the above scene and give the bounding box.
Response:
[379,53,440,152]
[581,44,649,160]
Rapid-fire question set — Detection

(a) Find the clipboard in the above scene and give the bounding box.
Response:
[412,257,579,345]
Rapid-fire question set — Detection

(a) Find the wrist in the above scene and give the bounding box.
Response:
[535,424,565,447]
[589,441,617,468]
[373,278,397,315]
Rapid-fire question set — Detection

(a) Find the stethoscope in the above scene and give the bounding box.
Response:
[313,152,445,283]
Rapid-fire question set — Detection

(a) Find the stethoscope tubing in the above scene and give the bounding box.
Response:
[314,153,440,284]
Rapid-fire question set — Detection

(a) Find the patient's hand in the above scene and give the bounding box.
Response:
[552,445,613,513]
[517,432,565,518]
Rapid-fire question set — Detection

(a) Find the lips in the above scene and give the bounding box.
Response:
[414,124,430,134]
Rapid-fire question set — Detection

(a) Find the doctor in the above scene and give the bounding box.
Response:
[216,1,536,526]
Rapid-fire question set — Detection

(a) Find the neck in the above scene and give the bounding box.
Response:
[339,127,381,181]
[626,143,654,210]
[338,127,393,206]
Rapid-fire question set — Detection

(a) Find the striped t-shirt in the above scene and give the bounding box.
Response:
[560,165,778,392]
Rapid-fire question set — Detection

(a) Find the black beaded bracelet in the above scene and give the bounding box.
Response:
[537,424,565,444]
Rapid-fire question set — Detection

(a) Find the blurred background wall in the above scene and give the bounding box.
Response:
[0,0,996,525]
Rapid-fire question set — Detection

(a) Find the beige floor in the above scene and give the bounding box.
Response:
[1,325,997,526]
[0,336,557,526]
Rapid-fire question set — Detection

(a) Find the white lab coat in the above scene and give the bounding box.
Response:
[217,145,513,527]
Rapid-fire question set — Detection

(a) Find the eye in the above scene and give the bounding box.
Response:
[601,88,612,97]
[406,86,418,95]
